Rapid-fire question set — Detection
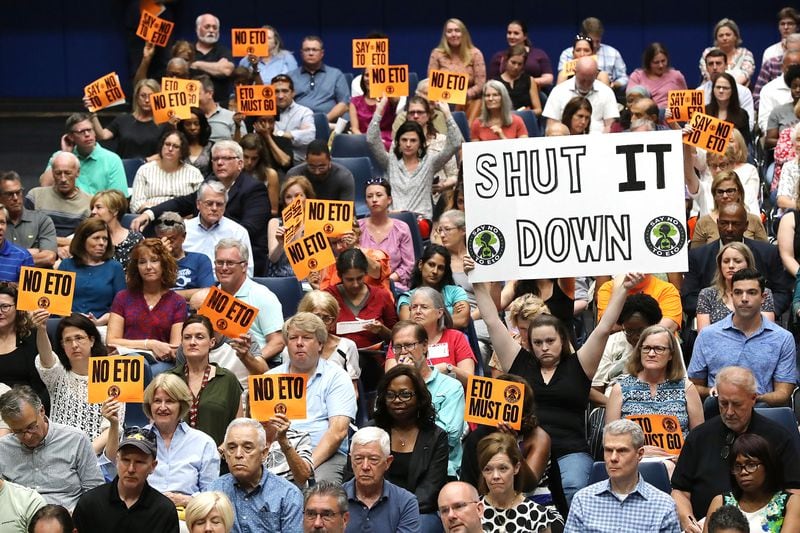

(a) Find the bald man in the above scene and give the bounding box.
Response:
[438,482,484,533]
[543,56,619,133]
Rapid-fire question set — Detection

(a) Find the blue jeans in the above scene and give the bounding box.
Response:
[557,451,593,506]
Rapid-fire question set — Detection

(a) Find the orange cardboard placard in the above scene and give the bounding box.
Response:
[236,85,277,116]
[88,356,145,403]
[285,230,336,280]
[161,77,201,106]
[84,72,126,112]
[560,55,599,78]
[428,69,468,105]
[249,374,307,421]
[197,286,260,338]
[231,28,269,58]
[682,112,734,155]
[150,90,193,124]
[140,0,161,15]
[464,375,524,430]
[17,267,75,316]
[135,10,174,47]
[352,38,389,69]
[282,196,305,244]
[369,65,409,98]
[666,90,705,123]
[626,414,684,455]
[303,199,354,238]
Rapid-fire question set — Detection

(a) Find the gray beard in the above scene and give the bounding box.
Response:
[198,35,218,45]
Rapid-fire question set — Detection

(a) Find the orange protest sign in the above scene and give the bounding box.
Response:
[369,65,409,98]
[140,0,161,15]
[282,197,305,244]
[150,90,193,124]
[231,28,269,58]
[666,90,705,123]
[248,374,307,421]
[236,85,277,116]
[17,267,75,316]
[84,72,126,112]
[285,231,336,279]
[626,414,684,455]
[197,286,260,338]
[135,10,174,47]
[682,112,734,155]
[88,356,145,403]
[303,199,354,238]
[428,69,468,105]
[560,55,599,78]
[161,77,201,107]
[464,375,524,430]
[352,38,389,69]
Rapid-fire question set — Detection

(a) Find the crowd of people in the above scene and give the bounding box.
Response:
[4,6,800,533]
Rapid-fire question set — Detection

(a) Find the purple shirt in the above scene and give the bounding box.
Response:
[358,217,414,292]
[488,47,553,85]
[110,289,187,341]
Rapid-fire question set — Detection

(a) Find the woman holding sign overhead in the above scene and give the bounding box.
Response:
[349,70,397,149]
[627,43,687,109]
[467,260,644,505]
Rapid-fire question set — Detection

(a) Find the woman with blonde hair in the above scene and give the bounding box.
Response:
[470,80,527,141]
[266,175,316,277]
[185,491,235,532]
[90,189,144,270]
[698,18,755,86]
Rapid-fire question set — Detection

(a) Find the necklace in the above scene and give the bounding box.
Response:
[392,427,417,449]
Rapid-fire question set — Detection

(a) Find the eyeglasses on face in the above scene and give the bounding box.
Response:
[214,260,246,268]
[394,341,421,353]
[385,390,415,402]
[732,461,761,475]
[303,510,343,521]
[212,156,239,163]
[640,345,669,355]
[62,334,90,345]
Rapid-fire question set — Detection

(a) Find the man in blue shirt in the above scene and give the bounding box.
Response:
[0,206,34,283]
[565,419,680,532]
[154,211,214,301]
[343,427,420,533]
[211,418,303,533]
[289,36,350,123]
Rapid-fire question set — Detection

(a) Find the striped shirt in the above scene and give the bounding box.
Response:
[129,161,204,213]
[265,428,313,485]
[25,187,91,237]
[0,239,33,282]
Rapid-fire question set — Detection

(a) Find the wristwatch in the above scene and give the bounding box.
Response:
[446,364,453,374]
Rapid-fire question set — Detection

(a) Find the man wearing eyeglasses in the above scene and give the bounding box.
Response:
[343,427,420,533]
[671,366,800,533]
[272,74,316,165]
[288,36,350,123]
[303,480,350,533]
[0,206,34,283]
[438,482,484,533]
[39,113,126,195]
[0,171,57,268]
[154,211,214,300]
[73,426,178,532]
[391,321,466,480]
[0,386,103,511]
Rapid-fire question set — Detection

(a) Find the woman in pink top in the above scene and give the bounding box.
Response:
[470,81,528,141]
[628,43,687,109]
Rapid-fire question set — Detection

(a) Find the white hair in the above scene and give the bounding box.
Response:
[195,13,220,29]
[350,426,390,457]
[215,238,249,264]
[212,140,243,159]
[197,180,229,202]
[604,419,644,449]
[224,418,266,449]
[52,151,81,170]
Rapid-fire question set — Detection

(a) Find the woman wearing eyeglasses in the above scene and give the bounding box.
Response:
[267,176,315,278]
[470,81,527,142]
[371,364,448,531]
[704,433,800,532]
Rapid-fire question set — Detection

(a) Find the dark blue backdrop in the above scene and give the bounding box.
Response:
[0,1,791,99]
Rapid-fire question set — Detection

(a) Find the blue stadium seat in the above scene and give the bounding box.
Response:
[331,134,384,174]
[513,110,542,137]
[755,407,800,451]
[252,276,304,319]
[588,460,671,493]
[122,158,145,188]
[408,71,419,96]
[388,211,423,261]
[451,111,471,142]
[331,156,374,218]
[313,112,330,141]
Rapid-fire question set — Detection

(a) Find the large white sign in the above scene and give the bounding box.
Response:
[463,130,688,282]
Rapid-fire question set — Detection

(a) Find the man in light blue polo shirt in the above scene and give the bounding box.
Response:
[40,113,126,195]
[289,36,350,123]
[269,312,356,483]
[0,206,33,283]
[689,268,796,412]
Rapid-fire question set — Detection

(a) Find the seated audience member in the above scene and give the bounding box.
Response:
[566,420,680,532]
[349,70,397,148]
[605,325,703,454]
[706,73,752,145]
[438,481,485,533]
[297,291,361,394]
[437,210,478,323]
[478,432,564,532]
[557,17,628,90]
[73,426,178,532]
[494,44,543,113]
[58,218,125,325]
[183,180,254,277]
[214,239,284,363]
[166,315,243,446]
[129,130,204,213]
[177,107,214,177]
[592,294,664,403]
[267,175,314,277]
[0,207,34,283]
[365,365,448,529]
[705,433,800,532]
[268,313,357,483]
[289,36,350,122]
[776,125,800,213]
[0,172,56,268]
[682,202,793,316]
[706,505,750,533]
[154,212,214,300]
[259,411,314,488]
[239,25,297,84]
[628,43,687,109]
[197,74,241,142]
[699,49,755,129]
[184,491,235,533]
[697,242,775,330]
[285,140,355,201]
[344,427,421,532]
[102,374,219,507]
[760,9,800,68]
[386,289,475,386]
[325,248,398,349]
[27,504,75,533]
[488,20,553,88]
[543,57,620,133]
[469,80,528,141]
[271,73,315,165]
[388,322,466,481]
[239,133,280,216]
[758,52,800,133]
[671,366,800,531]
[765,65,800,154]
[39,113,126,195]
[249,115,294,180]
[106,239,187,376]
[192,14,235,106]
[0,478,45,532]
[690,269,795,409]
[398,244,471,329]
[561,95,593,135]
[90,189,143,271]
[597,273,682,332]
[556,34,612,86]
[698,18,755,86]
[211,418,304,532]
[303,481,351,533]
[0,386,103,510]
[485,293,551,376]
[36,313,125,453]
